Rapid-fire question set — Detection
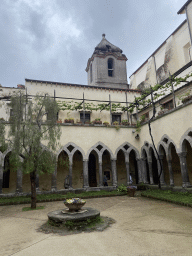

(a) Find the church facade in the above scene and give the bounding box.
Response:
[0,0,192,195]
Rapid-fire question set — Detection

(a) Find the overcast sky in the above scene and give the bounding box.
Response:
[0,0,187,88]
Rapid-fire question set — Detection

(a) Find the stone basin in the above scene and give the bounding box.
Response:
[48,207,100,224]
[64,202,86,212]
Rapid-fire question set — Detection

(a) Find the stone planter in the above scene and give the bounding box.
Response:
[64,202,86,211]
[64,198,86,212]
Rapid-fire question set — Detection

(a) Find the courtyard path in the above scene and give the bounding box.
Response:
[0,195,192,256]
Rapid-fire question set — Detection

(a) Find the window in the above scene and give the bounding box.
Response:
[80,113,90,123]
[162,99,173,110]
[108,58,114,77]
[10,109,14,119]
[10,108,23,121]
[112,114,121,124]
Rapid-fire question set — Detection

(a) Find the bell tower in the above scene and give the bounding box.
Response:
[86,34,128,89]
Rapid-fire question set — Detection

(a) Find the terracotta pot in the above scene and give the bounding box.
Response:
[127,188,136,197]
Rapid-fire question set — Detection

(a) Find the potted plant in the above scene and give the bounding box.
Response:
[178,90,192,104]
[57,119,62,124]
[158,109,168,116]
[182,95,192,104]
[113,121,119,125]
[158,106,169,116]
[103,121,109,126]
[140,115,146,123]
[64,118,74,124]
[127,186,137,197]
[121,119,129,126]
[93,118,102,124]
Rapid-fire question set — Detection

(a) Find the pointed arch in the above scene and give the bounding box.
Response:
[57,142,85,163]
[167,139,179,160]
[179,128,192,152]
[115,142,140,160]
[86,141,114,162]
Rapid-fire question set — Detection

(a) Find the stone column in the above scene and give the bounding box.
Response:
[111,159,117,187]
[167,159,174,186]
[178,152,191,187]
[36,174,40,192]
[158,156,165,185]
[69,163,73,188]
[142,158,148,184]
[83,160,89,188]
[148,161,154,184]
[136,158,143,184]
[98,162,103,187]
[125,161,130,186]
[0,165,3,194]
[15,168,23,193]
[51,166,57,192]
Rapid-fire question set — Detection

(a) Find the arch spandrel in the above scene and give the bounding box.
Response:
[85,141,114,162]
[57,142,85,162]
[115,142,140,160]
[179,128,192,153]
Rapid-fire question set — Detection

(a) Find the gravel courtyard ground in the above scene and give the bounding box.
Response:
[1,195,192,256]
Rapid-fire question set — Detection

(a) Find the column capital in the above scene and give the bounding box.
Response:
[178,152,187,158]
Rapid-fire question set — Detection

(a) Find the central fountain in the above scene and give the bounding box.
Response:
[47,198,100,225]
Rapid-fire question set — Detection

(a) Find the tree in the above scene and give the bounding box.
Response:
[0,92,61,209]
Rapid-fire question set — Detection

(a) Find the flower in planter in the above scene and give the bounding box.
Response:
[93,118,102,124]
[113,121,119,125]
[64,118,74,123]
[103,121,109,126]
[158,109,168,116]
[65,198,86,204]
[182,95,192,104]
[121,119,129,125]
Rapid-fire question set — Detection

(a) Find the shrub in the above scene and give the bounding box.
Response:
[117,184,127,192]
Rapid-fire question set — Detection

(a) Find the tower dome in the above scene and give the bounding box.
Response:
[86,34,128,89]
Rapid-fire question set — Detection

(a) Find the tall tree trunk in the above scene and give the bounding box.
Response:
[30,170,36,209]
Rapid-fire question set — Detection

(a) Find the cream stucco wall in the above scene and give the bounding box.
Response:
[130,13,191,90]
[25,81,140,124]
[138,102,192,151]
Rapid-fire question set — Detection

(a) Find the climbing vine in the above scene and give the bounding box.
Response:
[57,72,192,115]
